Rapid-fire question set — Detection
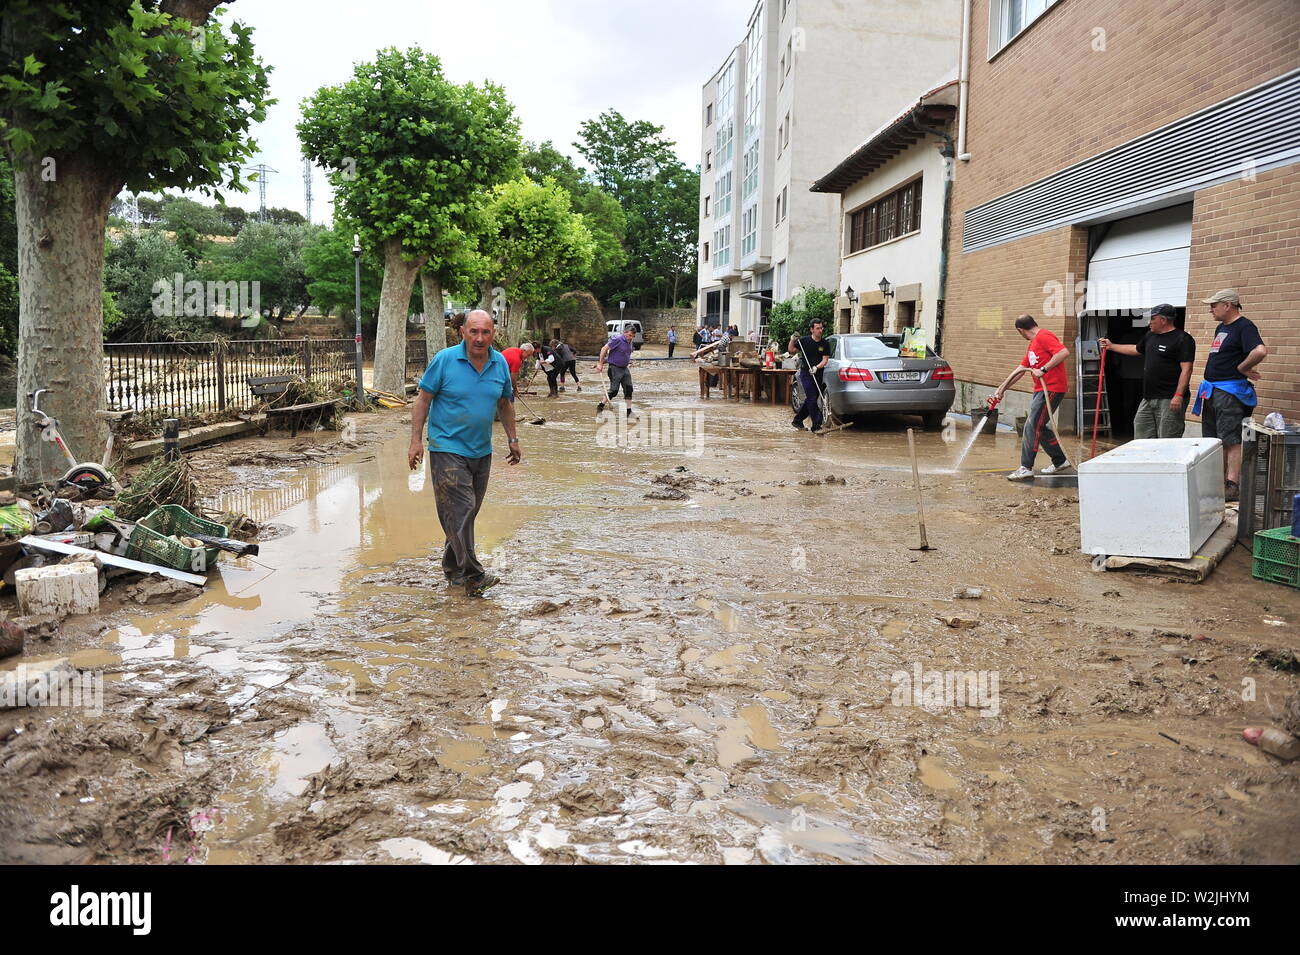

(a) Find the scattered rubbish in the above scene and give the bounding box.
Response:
[126,505,229,573]
[939,615,978,629]
[1157,731,1182,745]
[18,536,206,586]
[954,587,984,600]
[0,500,35,536]
[645,487,688,500]
[1242,726,1299,761]
[1250,648,1299,672]
[117,454,199,521]
[15,562,100,616]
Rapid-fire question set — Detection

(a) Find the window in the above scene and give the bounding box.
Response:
[777,123,783,156]
[742,140,760,199]
[703,241,709,262]
[704,195,710,217]
[847,178,923,253]
[775,192,782,225]
[781,0,788,19]
[781,186,787,220]
[714,169,732,219]
[783,112,790,148]
[706,102,713,125]
[713,224,731,269]
[779,54,786,86]
[741,203,758,258]
[989,0,1059,56]
[785,38,792,74]
[705,149,711,171]
[743,14,763,142]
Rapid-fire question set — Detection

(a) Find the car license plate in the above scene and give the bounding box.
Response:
[883,371,922,382]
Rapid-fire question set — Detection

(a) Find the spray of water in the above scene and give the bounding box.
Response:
[948,414,991,472]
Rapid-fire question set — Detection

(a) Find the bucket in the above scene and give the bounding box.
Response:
[971,405,999,438]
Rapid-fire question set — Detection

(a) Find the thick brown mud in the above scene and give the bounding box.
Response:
[2,355,1297,864]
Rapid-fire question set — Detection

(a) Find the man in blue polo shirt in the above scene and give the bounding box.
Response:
[408,310,521,597]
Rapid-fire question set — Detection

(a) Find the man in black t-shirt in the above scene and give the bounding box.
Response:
[1195,288,1267,498]
[1099,304,1195,438]
[791,318,832,432]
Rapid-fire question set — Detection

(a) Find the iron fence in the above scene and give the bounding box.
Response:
[104,338,358,424]
[406,338,429,380]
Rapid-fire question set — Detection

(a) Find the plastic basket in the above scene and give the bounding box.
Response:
[126,505,228,574]
[1251,526,1300,589]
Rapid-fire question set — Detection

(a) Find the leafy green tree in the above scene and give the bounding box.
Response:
[478,177,595,345]
[298,47,521,394]
[574,111,698,308]
[302,222,381,321]
[1,0,272,483]
[219,203,249,233]
[204,220,321,324]
[522,141,626,292]
[767,286,836,350]
[160,195,229,260]
[262,206,306,226]
[103,228,194,340]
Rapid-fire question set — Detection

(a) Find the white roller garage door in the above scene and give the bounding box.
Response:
[1086,204,1193,313]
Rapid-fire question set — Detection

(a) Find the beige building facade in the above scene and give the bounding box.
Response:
[697,0,963,340]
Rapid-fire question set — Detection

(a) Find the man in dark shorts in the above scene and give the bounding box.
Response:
[1099,304,1195,438]
[792,318,832,433]
[1193,289,1267,500]
[597,325,637,418]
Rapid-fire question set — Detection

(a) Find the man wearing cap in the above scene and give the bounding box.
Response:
[1192,289,1267,500]
[1099,304,1195,438]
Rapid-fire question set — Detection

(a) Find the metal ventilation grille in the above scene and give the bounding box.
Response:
[962,68,1300,252]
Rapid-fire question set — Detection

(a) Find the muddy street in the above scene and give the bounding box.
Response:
[2,357,1298,865]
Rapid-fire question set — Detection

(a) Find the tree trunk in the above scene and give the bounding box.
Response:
[420,269,446,366]
[373,239,426,395]
[14,154,122,486]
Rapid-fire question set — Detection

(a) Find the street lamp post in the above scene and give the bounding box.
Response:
[352,233,364,407]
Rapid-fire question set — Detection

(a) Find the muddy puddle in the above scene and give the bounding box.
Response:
[2,357,1297,865]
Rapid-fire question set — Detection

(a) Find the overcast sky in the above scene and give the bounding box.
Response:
[203,0,757,221]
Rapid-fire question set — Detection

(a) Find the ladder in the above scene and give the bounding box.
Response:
[1075,317,1111,438]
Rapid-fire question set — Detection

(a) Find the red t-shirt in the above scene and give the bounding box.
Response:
[1019,329,1068,393]
[500,347,523,376]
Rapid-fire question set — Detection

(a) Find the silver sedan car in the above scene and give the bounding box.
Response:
[791,333,956,429]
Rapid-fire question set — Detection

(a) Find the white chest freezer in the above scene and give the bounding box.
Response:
[1078,438,1225,559]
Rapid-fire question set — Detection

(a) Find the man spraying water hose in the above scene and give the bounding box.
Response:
[992,314,1070,481]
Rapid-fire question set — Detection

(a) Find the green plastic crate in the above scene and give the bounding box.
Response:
[126,505,228,574]
[1252,526,1300,589]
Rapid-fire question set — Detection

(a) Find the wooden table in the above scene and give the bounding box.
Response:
[699,364,795,405]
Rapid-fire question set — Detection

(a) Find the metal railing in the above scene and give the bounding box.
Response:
[104,338,357,424]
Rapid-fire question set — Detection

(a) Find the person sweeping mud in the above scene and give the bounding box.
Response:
[408,310,521,597]
[596,324,637,419]
[792,318,832,433]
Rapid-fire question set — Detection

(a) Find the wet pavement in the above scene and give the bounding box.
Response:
[2,357,1298,864]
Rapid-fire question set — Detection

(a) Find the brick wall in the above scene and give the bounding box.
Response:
[943,0,1300,421]
[1187,165,1300,420]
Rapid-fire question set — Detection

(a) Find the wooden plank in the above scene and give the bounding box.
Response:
[17,536,207,585]
[1096,511,1239,582]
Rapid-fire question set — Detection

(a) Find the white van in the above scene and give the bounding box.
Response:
[606,319,643,350]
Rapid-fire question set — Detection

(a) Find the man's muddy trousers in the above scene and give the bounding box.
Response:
[430,451,491,585]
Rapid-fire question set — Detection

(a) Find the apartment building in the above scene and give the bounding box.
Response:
[811,77,958,349]
[942,0,1300,430]
[696,0,963,338]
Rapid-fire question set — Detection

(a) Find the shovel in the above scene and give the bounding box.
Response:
[907,428,935,551]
